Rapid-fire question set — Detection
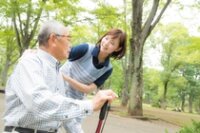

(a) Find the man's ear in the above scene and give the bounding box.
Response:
[48,33,57,47]
[49,33,56,42]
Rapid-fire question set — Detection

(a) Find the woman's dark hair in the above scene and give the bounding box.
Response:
[96,28,127,59]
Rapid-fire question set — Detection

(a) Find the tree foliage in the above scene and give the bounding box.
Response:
[0,0,199,116]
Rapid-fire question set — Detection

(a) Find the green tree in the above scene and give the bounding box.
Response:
[0,0,47,87]
[159,23,189,109]
[177,37,200,112]
[10,0,47,55]
[143,68,161,105]
[0,26,18,86]
[120,0,132,107]
[90,1,125,36]
[181,64,200,113]
[0,0,83,87]
[170,75,187,111]
[128,0,171,116]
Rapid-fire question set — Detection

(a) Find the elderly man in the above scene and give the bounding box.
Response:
[3,20,116,133]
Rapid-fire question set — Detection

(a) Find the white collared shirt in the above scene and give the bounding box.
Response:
[4,49,92,131]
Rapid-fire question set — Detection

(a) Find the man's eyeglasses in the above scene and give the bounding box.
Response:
[55,34,71,38]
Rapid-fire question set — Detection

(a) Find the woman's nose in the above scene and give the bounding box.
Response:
[104,41,110,46]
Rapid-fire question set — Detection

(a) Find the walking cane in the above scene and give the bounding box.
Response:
[95,100,110,133]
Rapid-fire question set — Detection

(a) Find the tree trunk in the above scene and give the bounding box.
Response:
[0,36,16,87]
[127,0,171,116]
[198,99,200,114]
[128,0,143,116]
[0,59,10,86]
[181,95,185,112]
[121,0,130,107]
[128,41,143,116]
[121,67,130,106]
[161,81,169,109]
[188,94,193,113]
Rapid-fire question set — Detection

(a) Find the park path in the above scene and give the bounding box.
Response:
[82,111,180,133]
[0,93,180,133]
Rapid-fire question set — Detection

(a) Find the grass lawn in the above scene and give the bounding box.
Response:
[109,99,200,127]
[143,104,200,127]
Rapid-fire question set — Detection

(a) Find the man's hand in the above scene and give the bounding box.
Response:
[92,90,117,111]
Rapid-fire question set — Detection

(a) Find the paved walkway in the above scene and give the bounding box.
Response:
[0,93,180,133]
[82,112,180,133]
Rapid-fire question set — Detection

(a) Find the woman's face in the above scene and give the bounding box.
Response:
[100,35,121,55]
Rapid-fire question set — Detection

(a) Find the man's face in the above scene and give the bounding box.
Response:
[54,30,71,60]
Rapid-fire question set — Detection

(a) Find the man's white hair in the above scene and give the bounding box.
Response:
[38,20,68,45]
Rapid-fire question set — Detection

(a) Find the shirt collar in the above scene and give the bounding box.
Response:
[91,45,110,67]
[37,48,60,69]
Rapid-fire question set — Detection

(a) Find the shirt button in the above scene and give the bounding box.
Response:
[65,115,68,118]
[85,110,88,114]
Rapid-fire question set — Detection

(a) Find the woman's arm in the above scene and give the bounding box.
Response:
[62,74,97,94]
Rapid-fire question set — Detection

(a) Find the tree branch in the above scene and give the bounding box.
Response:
[12,13,22,52]
[141,0,171,44]
[16,4,24,40]
[151,0,171,30]
[11,1,22,52]
[24,1,32,41]
[141,0,159,44]
[29,1,47,47]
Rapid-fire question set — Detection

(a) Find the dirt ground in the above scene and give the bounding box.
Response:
[0,93,180,133]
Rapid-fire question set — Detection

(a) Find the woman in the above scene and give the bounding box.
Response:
[60,28,126,133]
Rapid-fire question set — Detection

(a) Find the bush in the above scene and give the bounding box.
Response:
[177,120,200,133]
